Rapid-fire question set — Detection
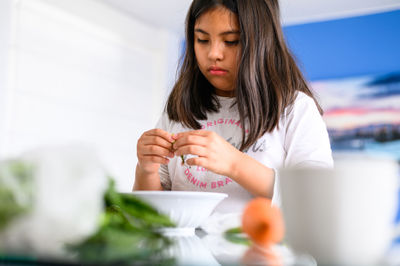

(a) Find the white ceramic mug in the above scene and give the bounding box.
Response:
[279,153,399,266]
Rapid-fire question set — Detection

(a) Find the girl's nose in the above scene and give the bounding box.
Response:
[208,42,224,61]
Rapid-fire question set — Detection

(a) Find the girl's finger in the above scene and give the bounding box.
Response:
[174,132,211,148]
[140,145,174,158]
[176,130,210,138]
[145,128,175,142]
[175,145,208,158]
[139,155,170,165]
[141,135,173,150]
[186,156,208,168]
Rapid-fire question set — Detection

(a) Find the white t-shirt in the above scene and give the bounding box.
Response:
[156,91,333,213]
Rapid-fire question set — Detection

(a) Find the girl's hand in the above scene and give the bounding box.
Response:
[173,130,243,177]
[137,129,175,175]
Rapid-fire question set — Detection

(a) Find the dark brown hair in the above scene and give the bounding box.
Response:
[166,0,322,151]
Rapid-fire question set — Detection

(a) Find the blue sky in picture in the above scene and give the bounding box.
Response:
[283,9,400,81]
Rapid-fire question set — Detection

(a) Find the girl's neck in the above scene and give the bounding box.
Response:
[215,90,235,98]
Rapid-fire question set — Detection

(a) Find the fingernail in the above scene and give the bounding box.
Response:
[168,152,174,158]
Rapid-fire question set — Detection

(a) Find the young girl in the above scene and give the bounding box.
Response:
[134,0,333,213]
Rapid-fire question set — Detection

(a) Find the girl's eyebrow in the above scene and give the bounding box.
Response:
[194,28,240,36]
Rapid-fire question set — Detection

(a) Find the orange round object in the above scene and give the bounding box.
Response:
[242,198,285,246]
[242,245,283,266]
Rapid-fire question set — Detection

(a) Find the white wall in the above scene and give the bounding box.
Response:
[280,0,400,25]
[0,0,13,157]
[0,0,182,191]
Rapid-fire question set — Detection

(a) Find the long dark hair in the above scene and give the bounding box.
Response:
[166,0,322,151]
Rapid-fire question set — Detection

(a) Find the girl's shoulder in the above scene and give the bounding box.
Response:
[289,91,317,112]
[283,91,321,121]
[294,91,313,103]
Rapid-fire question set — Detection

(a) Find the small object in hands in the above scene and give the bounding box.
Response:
[180,154,190,168]
[171,133,189,167]
[241,198,284,247]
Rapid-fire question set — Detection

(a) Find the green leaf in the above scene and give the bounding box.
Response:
[224,227,251,246]
[68,178,176,265]
[0,160,34,231]
[0,187,26,229]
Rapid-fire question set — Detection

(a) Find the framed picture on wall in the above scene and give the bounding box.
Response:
[311,72,400,162]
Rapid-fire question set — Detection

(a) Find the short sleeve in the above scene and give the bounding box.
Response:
[283,92,334,169]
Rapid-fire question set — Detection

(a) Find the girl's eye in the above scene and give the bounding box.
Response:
[225,40,239,46]
[197,39,209,44]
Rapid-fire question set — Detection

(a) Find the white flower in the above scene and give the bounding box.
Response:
[0,144,109,258]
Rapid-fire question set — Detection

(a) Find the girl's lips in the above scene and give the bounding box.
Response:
[209,67,228,76]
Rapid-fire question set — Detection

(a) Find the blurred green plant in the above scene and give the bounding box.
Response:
[224,227,251,246]
[0,160,34,231]
[0,157,176,265]
[67,180,176,265]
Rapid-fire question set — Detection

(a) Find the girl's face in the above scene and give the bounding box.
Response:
[194,6,241,97]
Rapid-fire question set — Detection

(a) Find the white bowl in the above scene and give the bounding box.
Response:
[128,191,227,234]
